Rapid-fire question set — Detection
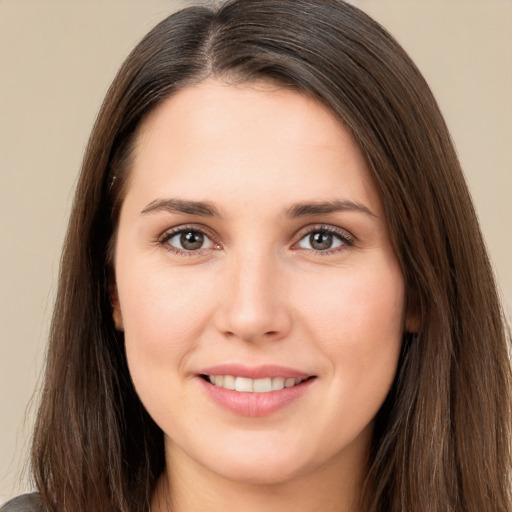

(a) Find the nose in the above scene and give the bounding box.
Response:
[214,249,292,343]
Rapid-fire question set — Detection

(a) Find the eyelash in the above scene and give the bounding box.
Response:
[294,224,355,255]
[157,224,355,256]
[158,224,219,256]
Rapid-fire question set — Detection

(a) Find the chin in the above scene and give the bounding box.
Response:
[167,431,316,486]
[208,456,311,486]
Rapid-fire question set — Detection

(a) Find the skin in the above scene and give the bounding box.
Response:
[112,79,411,512]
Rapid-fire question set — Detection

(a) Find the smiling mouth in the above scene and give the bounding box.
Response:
[201,375,315,393]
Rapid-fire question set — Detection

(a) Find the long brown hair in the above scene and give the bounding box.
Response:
[31,1,512,511]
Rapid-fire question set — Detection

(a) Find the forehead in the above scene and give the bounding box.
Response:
[136,79,345,145]
[126,78,381,215]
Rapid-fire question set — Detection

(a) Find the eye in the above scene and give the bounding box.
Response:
[296,227,353,252]
[160,228,216,253]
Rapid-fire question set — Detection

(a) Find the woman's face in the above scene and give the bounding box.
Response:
[113,79,408,486]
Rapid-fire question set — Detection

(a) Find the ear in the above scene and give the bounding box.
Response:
[110,282,124,331]
[405,311,420,334]
[404,291,420,334]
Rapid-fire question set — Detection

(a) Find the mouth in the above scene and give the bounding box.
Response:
[197,364,317,415]
[200,374,314,393]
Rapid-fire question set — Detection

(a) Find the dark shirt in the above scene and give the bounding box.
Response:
[0,494,42,512]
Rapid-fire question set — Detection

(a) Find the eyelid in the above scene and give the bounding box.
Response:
[291,224,355,254]
[156,222,355,256]
[158,224,221,254]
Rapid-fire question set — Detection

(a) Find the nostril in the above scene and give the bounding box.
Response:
[214,299,293,343]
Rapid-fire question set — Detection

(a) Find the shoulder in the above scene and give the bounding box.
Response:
[0,494,43,512]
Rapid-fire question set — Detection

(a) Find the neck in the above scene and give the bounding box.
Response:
[152,442,367,512]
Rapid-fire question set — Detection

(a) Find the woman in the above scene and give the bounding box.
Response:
[2,0,510,511]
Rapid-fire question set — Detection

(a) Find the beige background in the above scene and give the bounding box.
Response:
[1,0,511,503]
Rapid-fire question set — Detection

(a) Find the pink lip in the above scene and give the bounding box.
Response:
[197,364,316,417]
[199,364,310,379]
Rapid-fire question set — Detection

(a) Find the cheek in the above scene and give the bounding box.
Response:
[117,265,222,433]
[117,263,217,382]
[297,259,404,399]
[300,260,404,337]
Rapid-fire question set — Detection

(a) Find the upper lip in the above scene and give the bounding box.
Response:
[199,364,312,379]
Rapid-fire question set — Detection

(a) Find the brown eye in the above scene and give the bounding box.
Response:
[163,229,215,252]
[297,229,348,252]
[309,232,334,250]
[180,231,204,250]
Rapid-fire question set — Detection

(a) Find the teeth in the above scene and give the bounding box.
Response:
[271,377,284,390]
[223,375,236,390]
[206,375,305,393]
[253,377,272,392]
[284,378,296,388]
[235,377,253,392]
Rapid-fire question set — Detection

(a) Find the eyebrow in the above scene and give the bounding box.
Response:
[286,199,376,218]
[140,197,375,219]
[141,198,222,217]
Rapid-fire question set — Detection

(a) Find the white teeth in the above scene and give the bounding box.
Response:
[235,377,253,392]
[253,377,272,392]
[271,377,285,390]
[207,375,306,392]
[284,378,296,388]
[223,375,236,390]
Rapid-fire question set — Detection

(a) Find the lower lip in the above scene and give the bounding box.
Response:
[198,377,315,417]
